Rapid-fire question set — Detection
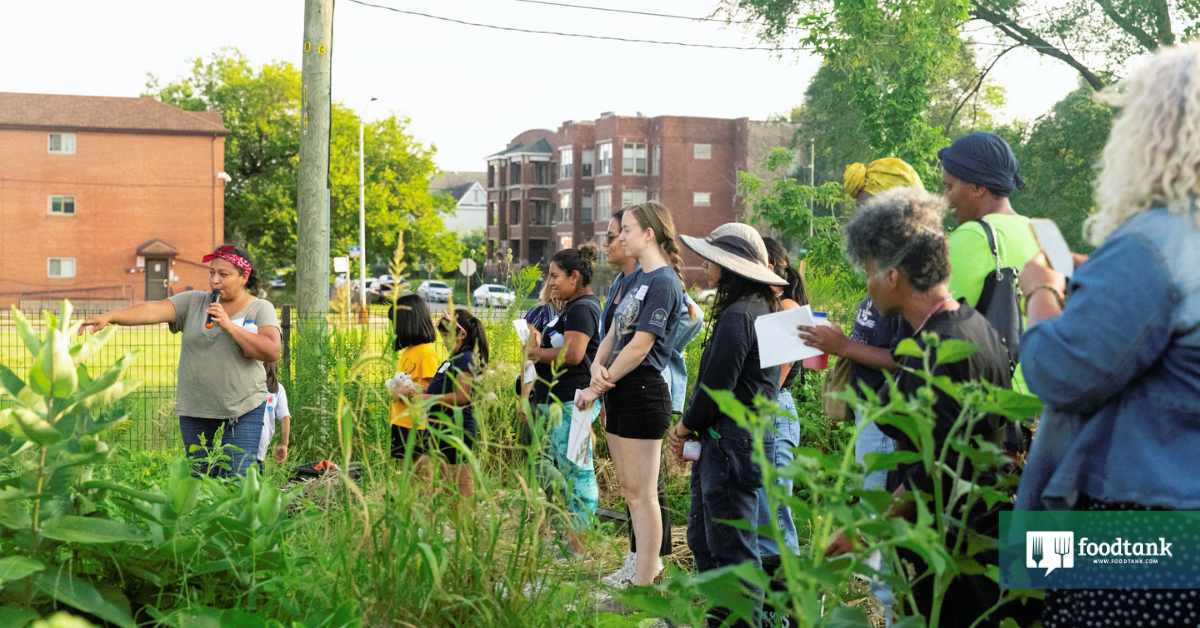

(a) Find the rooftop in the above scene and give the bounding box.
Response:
[0,92,230,136]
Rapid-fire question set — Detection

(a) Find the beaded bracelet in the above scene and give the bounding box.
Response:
[1023,284,1065,313]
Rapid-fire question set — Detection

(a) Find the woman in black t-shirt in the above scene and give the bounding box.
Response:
[522,243,603,557]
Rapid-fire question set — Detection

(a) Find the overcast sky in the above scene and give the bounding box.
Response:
[4,0,1082,173]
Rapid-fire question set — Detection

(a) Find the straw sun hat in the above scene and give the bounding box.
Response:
[679,223,787,286]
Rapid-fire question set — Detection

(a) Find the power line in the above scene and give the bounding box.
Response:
[343,0,811,51]
[501,0,803,31]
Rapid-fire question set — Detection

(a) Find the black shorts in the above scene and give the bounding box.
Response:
[604,366,672,440]
[391,421,476,465]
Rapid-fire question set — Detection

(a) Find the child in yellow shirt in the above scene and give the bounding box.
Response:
[388,295,442,458]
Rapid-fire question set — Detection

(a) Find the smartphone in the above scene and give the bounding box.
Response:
[1029,218,1074,279]
[682,440,701,461]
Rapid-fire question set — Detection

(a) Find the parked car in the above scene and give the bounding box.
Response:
[418,280,452,303]
[269,275,287,290]
[473,284,516,308]
[698,288,716,304]
[368,275,410,304]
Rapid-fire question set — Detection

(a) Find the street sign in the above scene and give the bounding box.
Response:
[333,256,349,273]
[349,246,361,259]
[458,258,478,276]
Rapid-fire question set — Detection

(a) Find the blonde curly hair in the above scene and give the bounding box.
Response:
[1088,44,1200,246]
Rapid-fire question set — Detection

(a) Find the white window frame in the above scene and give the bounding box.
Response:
[48,133,76,154]
[622,142,647,174]
[652,145,661,176]
[597,142,613,175]
[694,144,712,160]
[559,192,572,223]
[694,192,711,207]
[48,195,76,216]
[47,257,76,278]
[559,147,573,179]
[581,149,595,178]
[559,235,573,250]
[596,188,613,221]
[621,189,647,208]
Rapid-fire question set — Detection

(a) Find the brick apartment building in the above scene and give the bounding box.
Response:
[484,113,801,285]
[0,92,229,311]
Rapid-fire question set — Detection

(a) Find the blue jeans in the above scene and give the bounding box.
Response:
[688,416,773,628]
[180,400,267,479]
[756,389,800,556]
[855,409,896,492]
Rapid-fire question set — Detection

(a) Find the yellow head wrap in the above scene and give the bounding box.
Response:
[843,158,923,199]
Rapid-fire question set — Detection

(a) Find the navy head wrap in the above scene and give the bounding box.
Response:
[937,131,1025,198]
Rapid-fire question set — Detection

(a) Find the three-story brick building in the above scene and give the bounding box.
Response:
[485,113,801,285]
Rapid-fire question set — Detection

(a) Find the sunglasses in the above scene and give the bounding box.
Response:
[605,232,619,244]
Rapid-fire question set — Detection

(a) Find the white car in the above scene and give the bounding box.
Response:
[418,280,452,303]
[699,288,717,304]
[473,284,516,307]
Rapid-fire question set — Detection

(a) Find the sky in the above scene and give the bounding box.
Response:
[3,0,1083,173]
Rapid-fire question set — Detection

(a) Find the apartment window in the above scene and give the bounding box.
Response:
[694,192,711,206]
[559,235,573,250]
[581,194,594,223]
[581,149,595,178]
[510,201,521,225]
[534,161,554,185]
[509,161,522,185]
[48,133,76,154]
[559,148,573,179]
[559,192,572,223]
[596,189,612,221]
[622,143,647,174]
[621,189,647,208]
[48,195,76,215]
[694,144,712,160]
[597,143,613,175]
[487,165,495,188]
[595,233,608,264]
[474,189,484,204]
[652,145,661,175]
[48,258,76,278]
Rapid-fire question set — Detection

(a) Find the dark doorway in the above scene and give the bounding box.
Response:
[145,258,169,301]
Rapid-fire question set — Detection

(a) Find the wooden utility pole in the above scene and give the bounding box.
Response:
[296,0,334,315]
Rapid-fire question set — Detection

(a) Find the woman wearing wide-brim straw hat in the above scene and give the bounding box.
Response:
[668,222,784,628]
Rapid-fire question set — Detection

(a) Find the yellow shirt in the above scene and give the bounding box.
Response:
[390,343,441,428]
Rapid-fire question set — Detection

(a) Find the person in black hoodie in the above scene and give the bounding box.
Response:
[668,223,786,628]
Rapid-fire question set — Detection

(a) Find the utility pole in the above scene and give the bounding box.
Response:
[296,0,334,315]
[809,138,816,237]
[358,97,376,312]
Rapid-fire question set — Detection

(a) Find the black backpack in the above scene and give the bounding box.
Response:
[972,218,1023,370]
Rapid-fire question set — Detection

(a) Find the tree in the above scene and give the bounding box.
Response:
[721,0,1199,91]
[995,84,1115,253]
[145,48,457,280]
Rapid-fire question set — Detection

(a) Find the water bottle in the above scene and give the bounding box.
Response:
[802,311,830,370]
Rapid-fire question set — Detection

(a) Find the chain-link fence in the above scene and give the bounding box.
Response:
[0,301,528,452]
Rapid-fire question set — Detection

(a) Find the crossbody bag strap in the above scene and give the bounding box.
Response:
[977,217,1003,281]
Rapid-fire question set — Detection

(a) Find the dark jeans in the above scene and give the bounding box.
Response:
[687,416,773,628]
[179,399,267,479]
[628,445,672,556]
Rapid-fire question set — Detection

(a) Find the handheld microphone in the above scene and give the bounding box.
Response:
[204,289,221,329]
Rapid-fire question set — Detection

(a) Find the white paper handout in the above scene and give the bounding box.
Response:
[513,319,537,384]
[754,304,830,369]
[567,390,595,467]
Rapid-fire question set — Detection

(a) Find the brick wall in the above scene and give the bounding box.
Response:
[0,129,225,306]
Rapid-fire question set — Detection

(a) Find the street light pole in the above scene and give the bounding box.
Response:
[358,97,376,312]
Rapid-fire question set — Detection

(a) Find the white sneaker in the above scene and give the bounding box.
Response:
[601,552,637,586]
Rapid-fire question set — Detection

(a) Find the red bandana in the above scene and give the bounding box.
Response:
[202,245,252,274]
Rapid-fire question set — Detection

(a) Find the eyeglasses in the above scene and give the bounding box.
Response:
[605,232,619,244]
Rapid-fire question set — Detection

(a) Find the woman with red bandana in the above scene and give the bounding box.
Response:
[80,244,281,478]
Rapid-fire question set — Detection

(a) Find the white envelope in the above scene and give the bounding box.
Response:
[754,304,830,369]
[514,319,538,383]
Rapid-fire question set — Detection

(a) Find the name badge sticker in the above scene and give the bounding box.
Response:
[437,362,450,374]
[634,285,649,301]
[548,316,559,328]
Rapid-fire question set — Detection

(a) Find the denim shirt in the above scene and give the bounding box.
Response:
[664,294,704,413]
[1016,207,1200,511]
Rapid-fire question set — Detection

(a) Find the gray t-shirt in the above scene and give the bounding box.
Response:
[168,291,280,419]
[607,266,683,372]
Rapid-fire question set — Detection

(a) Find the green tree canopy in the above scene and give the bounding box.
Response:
[145,48,460,279]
